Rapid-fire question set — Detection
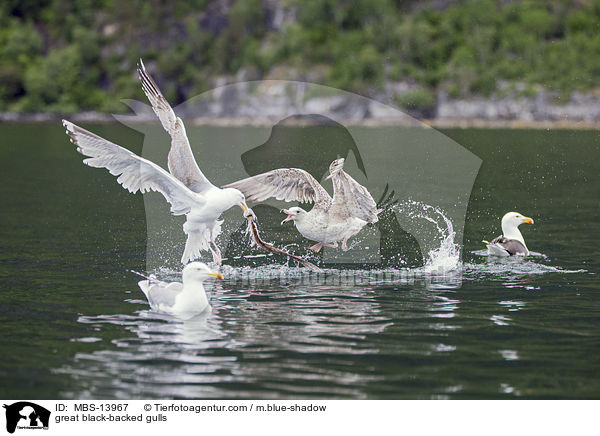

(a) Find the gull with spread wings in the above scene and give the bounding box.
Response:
[62,60,253,265]
[63,118,249,265]
[225,157,381,252]
[63,60,324,270]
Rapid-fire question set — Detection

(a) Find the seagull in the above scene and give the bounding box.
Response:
[62,119,249,265]
[483,211,534,256]
[225,157,380,252]
[62,60,254,265]
[136,262,222,319]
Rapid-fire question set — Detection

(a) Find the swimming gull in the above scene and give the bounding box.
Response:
[225,157,380,252]
[136,262,221,319]
[483,211,534,256]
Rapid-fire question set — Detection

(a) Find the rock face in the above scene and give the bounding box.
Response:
[437,91,600,123]
[3,79,599,125]
[179,80,600,124]
[173,81,417,125]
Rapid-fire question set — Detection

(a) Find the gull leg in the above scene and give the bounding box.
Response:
[208,225,222,266]
[323,242,338,248]
[309,243,323,252]
[210,242,222,266]
[342,229,361,251]
[213,242,222,262]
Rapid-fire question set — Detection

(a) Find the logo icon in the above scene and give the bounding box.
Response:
[116,80,480,276]
[3,402,50,434]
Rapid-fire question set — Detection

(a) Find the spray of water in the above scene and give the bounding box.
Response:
[393,200,461,273]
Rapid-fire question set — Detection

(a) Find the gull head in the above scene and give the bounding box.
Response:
[326,157,345,180]
[502,211,534,228]
[280,207,306,225]
[222,187,248,212]
[501,211,533,241]
[182,262,223,283]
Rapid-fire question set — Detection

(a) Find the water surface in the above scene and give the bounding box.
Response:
[0,123,598,399]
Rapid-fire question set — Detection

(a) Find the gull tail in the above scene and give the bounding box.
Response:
[130,270,155,299]
[130,269,152,280]
[137,280,151,300]
[182,231,209,264]
[484,242,510,257]
[181,219,223,264]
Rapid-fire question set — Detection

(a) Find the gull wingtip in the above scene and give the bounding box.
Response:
[62,119,75,133]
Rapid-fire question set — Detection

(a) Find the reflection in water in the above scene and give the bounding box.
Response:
[499,383,521,396]
[499,301,526,312]
[464,253,586,282]
[47,252,599,399]
[55,268,474,399]
[490,315,512,326]
[499,350,519,361]
[2,123,598,400]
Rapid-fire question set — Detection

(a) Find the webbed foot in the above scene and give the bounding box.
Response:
[309,243,323,252]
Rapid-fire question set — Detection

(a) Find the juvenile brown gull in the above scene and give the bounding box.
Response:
[226,157,380,252]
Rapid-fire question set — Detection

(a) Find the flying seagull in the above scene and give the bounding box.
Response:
[64,60,323,267]
[62,119,249,265]
[483,211,534,256]
[135,262,222,320]
[136,59,324,267]
[225,157,380,252]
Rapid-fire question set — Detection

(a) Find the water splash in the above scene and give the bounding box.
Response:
[141,200,590,284]
[393,201,461,273]
[145,200,463,281]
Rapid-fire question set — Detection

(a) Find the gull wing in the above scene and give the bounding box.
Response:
[224,168,332,208]
[137,59,215,194]
[486,236,528,256]
[63,120,205,215]
[146,282,183,309]
[329,159,379,223]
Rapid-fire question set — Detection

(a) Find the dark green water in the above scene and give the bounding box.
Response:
[0,123,598,399]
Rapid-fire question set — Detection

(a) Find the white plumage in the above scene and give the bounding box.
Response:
[63,120,247,265]
[137,262,222,319]
[226,158,380,252]
[63,61,250,265]
[483,211,534,256]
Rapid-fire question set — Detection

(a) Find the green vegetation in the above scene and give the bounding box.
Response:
[396,88,436,114]
[1,0,599,113]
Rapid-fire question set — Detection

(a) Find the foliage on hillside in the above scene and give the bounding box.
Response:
[1,0,599,113]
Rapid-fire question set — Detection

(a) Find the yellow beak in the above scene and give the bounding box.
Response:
[240,203,248,212]
[523,217,534,224]
[208,271,223,280]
